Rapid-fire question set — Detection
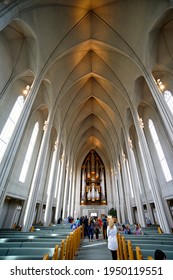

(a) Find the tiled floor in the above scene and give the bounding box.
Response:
[74,236,112,260]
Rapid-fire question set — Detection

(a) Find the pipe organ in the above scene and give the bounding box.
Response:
[80,150,107,205]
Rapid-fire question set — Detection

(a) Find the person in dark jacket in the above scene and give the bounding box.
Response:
[83,215,88,238]
[88,217,95,241]
[155,249,167,260]
[102,215,108,239]
[94,218,101,240]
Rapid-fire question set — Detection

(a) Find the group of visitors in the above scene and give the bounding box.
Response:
[70,217,81,230]
[119,224,132,234]
[118,223,144,235]
[68,215,167,260]
[82,215,108,241]
[107,220,167,260]
[69,214,118,259]
[133,223,144,235]
[80,215,118,260]
[69,215,108,241]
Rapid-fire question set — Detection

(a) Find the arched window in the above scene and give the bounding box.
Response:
[148,119,172,182]
[0,96,25,163]
[156,79,173,114]
[19,122,39,183]
[163,90,173,114]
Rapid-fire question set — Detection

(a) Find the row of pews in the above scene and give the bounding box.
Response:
[117,225,173,260]
[0,223,83,260]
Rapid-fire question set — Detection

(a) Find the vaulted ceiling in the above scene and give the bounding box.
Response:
[1,0,172,167]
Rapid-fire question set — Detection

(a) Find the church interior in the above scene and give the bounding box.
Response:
[0,0,173,260]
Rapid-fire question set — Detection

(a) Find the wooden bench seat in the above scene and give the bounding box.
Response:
[0,232,69,237]
[6,247,55,257]
[0,242,22,247]
[0,241,61,248]
[0,234,68,239]
[129,240,173,246]
[120,233,173,239]
[21,242,61,248]
[133,243,173,252]
[0,248,9,256]
[0,237,66,243]
[0,255,45,260]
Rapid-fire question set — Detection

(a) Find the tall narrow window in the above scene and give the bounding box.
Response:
[148,119,172,182]
[156,79,173,114]
[163,90,173,115]
[0,96,25,163]
[19,122,39,183]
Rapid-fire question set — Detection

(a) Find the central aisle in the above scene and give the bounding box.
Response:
[74,236,112,260]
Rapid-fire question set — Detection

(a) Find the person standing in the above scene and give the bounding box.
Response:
[83,215,88,238]
[94,218,101,240]
[88,217,95,241]
[107,218,118,260]
[102,215,108,239]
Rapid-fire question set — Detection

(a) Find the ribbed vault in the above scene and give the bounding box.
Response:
[0,0,173,231]
[1,0,171,168]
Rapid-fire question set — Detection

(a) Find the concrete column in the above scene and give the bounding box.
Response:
[121,154,133,224]
[54,154,65,222]
[70,164,76,217]
[62,159,70,220]
[127,142,146,227]
[117,162,126,223]
[113,173,121,223]
[44,139,59,226]
[22,111,54,231]
[67,167,73,218]
[125,159,136,224]
[110,169,116,207]
[135,116,171,232]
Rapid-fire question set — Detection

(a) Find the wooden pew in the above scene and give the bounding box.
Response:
[136,246,143,260]
[136,248,173,260]
[120,232,173,260]
[127,240,134,260]
[43,253,49,260]
[0,225,82,260]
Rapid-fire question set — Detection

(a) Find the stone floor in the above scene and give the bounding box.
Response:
[74,235,112,260]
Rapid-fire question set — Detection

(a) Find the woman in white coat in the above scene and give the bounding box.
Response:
[107,218,118,260]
